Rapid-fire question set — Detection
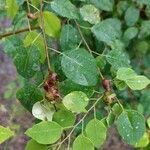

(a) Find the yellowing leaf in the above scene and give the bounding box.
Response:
[6,0,19,19]
[38,11,61,38]
[0,125,14,144]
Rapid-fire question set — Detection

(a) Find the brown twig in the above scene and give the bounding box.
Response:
[0,26,40,39]
[74,20,92,54]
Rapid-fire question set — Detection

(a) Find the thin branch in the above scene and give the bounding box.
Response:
[39,0,51,71]
[0,26,40,39]
[56,95,103,150]
[75,20,92,54]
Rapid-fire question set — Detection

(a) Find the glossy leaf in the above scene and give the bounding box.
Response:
[117,110,145,145]
[0,125,14,144]
[51,0,79,19]
[61,49,98,86]
[92,18,121,45]
[38,11,61,38]
[85,119,107,147]
[25,121,62,144]
[62,91,89,113]
[73,134,94,150]
[32,102,55,121]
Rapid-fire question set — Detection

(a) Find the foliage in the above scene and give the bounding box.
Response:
[0,0,150,149]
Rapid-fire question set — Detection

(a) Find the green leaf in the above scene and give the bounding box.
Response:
[96,55,106,69]
[0,125,14,144]
[85,119,107,147]
[62,91,89,113]
[25,139,47,150]
[116,110,146,145]
[116,68,137,81]
[117,1,129,16]
[73,134,94,150]
[139,20,150,38]
[140,90,150,116]
[106,111,116,127]
[6,0,19,19]
[2,35,23,58]
[60,25,81,51]
[51,0,79,19]
[59,79,93,98]
[80,4,100,24]
[126,76,150,90]
[90,0,114,12]
[24,31,46,63]
[38,11,61,38]
[32,102,55,121]
[14,46,40,79]
[136,41,149,55]
[125,6,139,26]
[123,27,138,41]
[106,50,130,70]
[16,84,43,112]
[114,79,127,90]
[147,117,150,128]
[132,0,150,6]
[112,103,123,116]
[25,121,62,144]
[92,18,121,45]
[61,49,98,86]
[135,132,149,148]
[53,110,75,127]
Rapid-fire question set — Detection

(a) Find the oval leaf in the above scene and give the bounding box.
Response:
[32,102,55,121]
[25,139,47,150]
[125,6,139,26]
[73,134,94,150]
[62,91,89,113]
[38,11,61,38]
[53,110,76,127]
[61,48,98,86]
[92,18,121,45]
[116,110,146,145]
[25,121,62,144]
[14,45,40,79]
[85,119,107,148]
[60,25,81,51]
[126,76,150,90]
